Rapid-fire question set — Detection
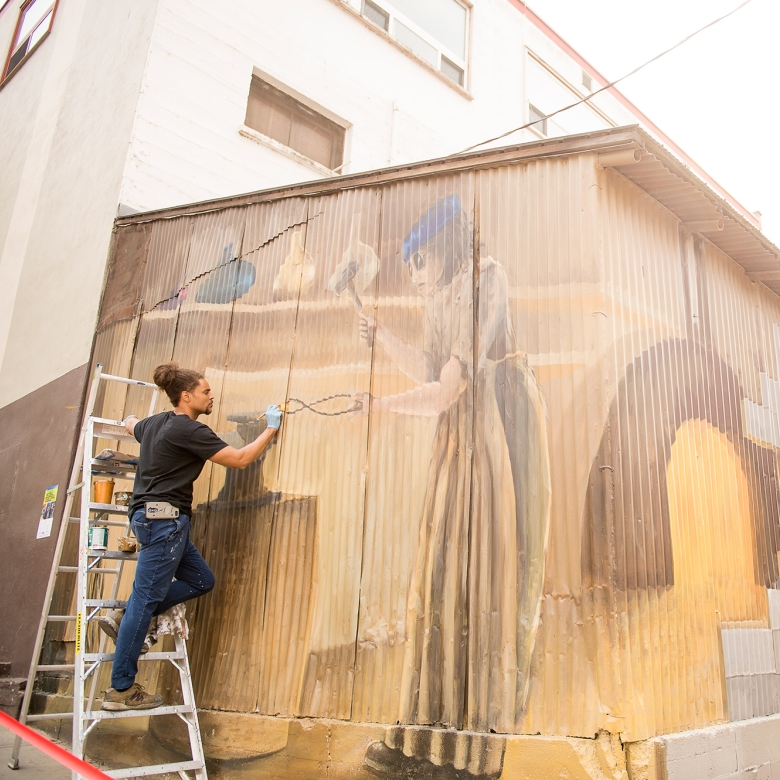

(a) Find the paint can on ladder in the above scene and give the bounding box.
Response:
[88,527,108,550]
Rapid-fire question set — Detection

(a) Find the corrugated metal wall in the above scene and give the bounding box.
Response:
[87,151,780,742]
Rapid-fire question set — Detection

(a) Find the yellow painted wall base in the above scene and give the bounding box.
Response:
[82,711,636,780]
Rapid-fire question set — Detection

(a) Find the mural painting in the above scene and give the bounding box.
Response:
[353,194,551,777]
[85,152,780,778]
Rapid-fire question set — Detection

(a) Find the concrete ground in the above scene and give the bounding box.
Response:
[0,730,70,779]
[0,727,181,780]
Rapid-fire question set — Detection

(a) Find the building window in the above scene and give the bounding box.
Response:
[582,70,592,92]
[2,0,57,83]
[528,104,547,136]
[359,0,469,87]
[362,0,389,31]
[244,76,345,170]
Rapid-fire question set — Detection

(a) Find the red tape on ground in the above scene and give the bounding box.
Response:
[0,710,111,780]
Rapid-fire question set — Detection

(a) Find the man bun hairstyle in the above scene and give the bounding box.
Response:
[153,362,204,406]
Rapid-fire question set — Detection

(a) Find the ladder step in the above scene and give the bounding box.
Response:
[82,651,185,663]
[91,465,137,475]
[91,459,137,473]
[85,599,127,609]
[70,517,128,527]
[89,551,139,560]
[94,374,157,389]
[104,759,204,779]
[48,615,77,622]
[89,502,129,515]
[26,712,74,722]
[37,663,75,671]
[60,566,122,574]
[84,704,194,721]
[92,420,137,443]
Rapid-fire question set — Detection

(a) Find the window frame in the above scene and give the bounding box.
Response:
[346,0,471,92]
[525,49,617,136]
[362,0,389,32]
[2,0,59,86]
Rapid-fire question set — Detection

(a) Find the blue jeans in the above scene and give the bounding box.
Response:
[111,509,214,690]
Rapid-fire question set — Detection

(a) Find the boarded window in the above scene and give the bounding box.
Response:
[245,77,345,171]
[3,0,57,82]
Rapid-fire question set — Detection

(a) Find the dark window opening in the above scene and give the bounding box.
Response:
[528,104,547,136]
[244,76,345,170]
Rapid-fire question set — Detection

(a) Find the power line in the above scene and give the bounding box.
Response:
[456,0,754,155]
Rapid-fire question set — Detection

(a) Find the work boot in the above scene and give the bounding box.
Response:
[101,683,163,711]
[95,609,123,642]
[96,609,152,653]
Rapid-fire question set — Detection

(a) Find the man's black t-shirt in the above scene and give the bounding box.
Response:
[129,412,228,517]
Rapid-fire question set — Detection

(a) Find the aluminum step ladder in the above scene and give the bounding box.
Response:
[9,364,208,780]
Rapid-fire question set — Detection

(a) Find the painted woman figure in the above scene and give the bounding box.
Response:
[357,195,551,778]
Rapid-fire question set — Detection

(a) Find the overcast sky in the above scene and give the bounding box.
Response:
[527,0,779,244]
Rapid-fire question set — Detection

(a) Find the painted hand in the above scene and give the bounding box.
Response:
[358,313,376,346]
[349,391,371,418]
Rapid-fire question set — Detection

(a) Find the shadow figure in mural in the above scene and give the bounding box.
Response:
[353,195,551,778]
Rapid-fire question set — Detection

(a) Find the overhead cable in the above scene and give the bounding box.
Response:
[455,0,754,155]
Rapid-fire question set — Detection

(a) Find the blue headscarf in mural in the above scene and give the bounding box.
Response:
[402,194,461,264]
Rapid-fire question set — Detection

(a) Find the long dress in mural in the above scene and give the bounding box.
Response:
[398,254,551,734]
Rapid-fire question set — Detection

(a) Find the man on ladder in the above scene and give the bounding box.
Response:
[98,362,282,711]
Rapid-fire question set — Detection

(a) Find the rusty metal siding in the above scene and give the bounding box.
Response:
[188,200,306,713]
[83,136,780,743]
[139,217,193,313]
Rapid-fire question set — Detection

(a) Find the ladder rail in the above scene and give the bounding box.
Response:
[73,416,97,765]
[81,389,158,721]
[9,362,105,769]
[85,512,134,718]
[174,633,207,780]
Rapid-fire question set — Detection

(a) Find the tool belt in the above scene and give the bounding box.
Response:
[144,501,180,520]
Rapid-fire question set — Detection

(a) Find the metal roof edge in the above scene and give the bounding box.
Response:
[636,132,780,262]
[115,126,645,225]
[114,124,780,276]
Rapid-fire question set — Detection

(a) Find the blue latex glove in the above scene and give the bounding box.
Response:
[265,404,283,430]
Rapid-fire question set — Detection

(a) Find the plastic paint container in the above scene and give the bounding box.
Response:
[88,527,108,550]
[93,479,115,504]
